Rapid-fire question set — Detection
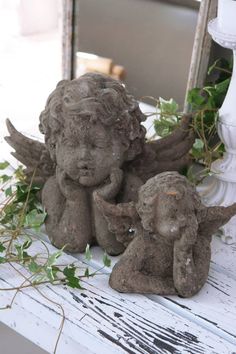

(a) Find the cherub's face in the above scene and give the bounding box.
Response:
[153,190,195,242]
[55,111,128,187]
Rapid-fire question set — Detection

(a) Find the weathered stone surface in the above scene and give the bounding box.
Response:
[95,171,236,297]
[5,73,194,254]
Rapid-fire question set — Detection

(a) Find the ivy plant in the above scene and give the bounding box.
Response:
[0,162,111,353]
[144,58,232,183]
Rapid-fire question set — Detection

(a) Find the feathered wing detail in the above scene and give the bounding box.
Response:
[130,114,195,182]
[4,119,55,185]
[198,203,236,237]
[94,191,141,246]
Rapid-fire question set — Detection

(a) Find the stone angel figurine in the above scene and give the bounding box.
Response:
[94,171,236,297]
[5,73,194,255]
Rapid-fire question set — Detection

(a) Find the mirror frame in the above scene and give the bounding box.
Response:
[62,0,218,101]
[185,0,217,99]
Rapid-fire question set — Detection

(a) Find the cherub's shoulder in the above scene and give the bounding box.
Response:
[43,175,58,193]
[42,175,64,208]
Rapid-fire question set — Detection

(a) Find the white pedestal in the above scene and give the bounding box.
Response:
[198,19,236,244]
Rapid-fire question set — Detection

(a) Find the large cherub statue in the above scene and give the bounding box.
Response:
[5,73,194,255]
[95,172,236,297]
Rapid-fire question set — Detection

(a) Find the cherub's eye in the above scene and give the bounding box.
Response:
[90,140,107,149]
[61,137,77,148]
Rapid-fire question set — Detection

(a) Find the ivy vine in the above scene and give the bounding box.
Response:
[0,161,111,353]
[143,57,232,183]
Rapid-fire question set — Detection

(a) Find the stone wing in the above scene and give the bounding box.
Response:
[131,114,195,182]
[199,204,236,237]
[5,119,55,185]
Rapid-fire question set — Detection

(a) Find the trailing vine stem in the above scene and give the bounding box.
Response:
[0,161,111,353]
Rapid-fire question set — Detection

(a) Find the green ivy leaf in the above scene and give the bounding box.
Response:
[66,276,83,289]
[159,97,179,115]
[0,243,6,253]
[0,174,11,183]
[0,256,6,264]
[214,78,230,95]
[15,244,30,262]
[47,249,64,267]
[5,186,12,197]
[28,259,41,273]
[24,209,47,230]
[63,265,76,278]
[0,161,10,170]
[45,266,55,282]
[63,265,83,289]
[191,139,205,160]
[52,265,60,277]
[85,244,92,261]
[23,239,32,249]
[103,253,111,267]
[193,139,204,151]
[84,268,90,278]
[14,165,24,180]
[187,88,206,108]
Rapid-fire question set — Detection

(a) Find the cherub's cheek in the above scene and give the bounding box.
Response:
[56,153,72,171]
[157,220,180,239]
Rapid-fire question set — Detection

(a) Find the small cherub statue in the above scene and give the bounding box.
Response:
[95,171,236,297]
[5,73,194,255]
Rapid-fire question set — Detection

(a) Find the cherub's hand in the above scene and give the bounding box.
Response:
[174,218,198,252]
[94,167,123,200]
[56,166,82,201]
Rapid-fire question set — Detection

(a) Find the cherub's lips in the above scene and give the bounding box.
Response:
[77,164,94,176]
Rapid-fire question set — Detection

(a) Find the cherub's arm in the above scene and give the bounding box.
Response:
[173,203,236,297]
[173,223,211,298]
[110,260,177,295]
[42,170,93,253]
[109,237,177,295]
[94,168,123,200]
[91,167,128,254]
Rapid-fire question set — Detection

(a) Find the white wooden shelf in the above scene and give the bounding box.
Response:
[0,108,236,353]
[0,233,235,354]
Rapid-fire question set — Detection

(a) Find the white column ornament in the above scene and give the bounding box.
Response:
[198,0,236,244]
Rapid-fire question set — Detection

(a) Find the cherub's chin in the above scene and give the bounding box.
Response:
[78,175,97,186]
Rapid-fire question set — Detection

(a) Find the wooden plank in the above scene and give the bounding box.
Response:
[211,235,236,280]
[76,243,236,346]
[62,0,73,80]
[0,240,235,354]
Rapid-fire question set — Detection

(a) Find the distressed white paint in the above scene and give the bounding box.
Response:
[218,0,236,35]
[0,237,236,354]
[0,234,236,354]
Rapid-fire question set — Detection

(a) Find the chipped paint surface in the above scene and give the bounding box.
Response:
[0,239,236,354]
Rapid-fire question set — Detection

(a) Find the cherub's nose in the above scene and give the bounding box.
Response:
[79,146,91,160]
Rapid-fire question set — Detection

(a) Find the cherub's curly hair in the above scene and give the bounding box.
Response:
[136,171,204,232]
[39,73,146,162]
